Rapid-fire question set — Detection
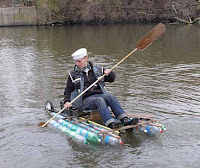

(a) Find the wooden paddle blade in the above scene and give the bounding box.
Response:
[38,122,47,127]
[136,23,166,51]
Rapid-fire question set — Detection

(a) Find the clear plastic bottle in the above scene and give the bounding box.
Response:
[86,123,123,145]
[104,135,124,145]
[145,125,162,135]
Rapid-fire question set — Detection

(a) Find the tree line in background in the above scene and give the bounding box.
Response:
[35,0,200,25]
[1,0,200,24]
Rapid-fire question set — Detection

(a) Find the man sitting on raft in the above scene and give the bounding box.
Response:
[64,48,138,129]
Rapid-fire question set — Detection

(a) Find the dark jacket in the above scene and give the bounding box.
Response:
[64,61,116,104]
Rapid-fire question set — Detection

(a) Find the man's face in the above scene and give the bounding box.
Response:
[75,56,88,69]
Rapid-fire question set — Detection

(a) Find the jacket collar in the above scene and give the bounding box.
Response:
[74,61,93,73]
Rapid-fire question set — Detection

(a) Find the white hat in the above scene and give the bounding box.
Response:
[72,48,87,60]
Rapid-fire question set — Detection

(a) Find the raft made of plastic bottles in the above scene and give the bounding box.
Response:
[48,120,88,144]
[50,112,123,145]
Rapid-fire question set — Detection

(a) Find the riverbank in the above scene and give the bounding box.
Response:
[36,0,200,25]
[0,0,200,26]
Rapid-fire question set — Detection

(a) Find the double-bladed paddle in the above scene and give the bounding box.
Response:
[38,23,166,127]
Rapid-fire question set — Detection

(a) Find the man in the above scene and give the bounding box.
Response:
[64,48,138,129]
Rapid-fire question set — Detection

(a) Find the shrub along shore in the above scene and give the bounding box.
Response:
[35,0,200,25]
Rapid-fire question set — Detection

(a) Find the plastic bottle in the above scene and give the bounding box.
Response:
[86,122,124,145]
[48,120,88,144]
[61,126,88,144]
[145,125,162,135]
[104,135,124,145]
[58,119,101,144]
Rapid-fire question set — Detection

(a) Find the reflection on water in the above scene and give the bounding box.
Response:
[0,24,200,168]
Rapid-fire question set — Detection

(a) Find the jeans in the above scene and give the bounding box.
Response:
[82,93,127,126]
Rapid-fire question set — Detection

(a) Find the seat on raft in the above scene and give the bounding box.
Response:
[60,100,102,121]
[81,109,102,121]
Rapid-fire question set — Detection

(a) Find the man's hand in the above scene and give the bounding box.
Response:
[64,102,72,109]
[104,69,112,76]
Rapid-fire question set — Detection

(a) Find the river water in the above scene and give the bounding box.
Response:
[0,24,200,168]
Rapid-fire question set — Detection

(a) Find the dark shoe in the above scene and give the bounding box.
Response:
[121,117,138,126]
[107,122,115,129]
[132,117,139,125]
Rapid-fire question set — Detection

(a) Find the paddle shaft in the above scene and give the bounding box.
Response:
[110,48,137,71]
